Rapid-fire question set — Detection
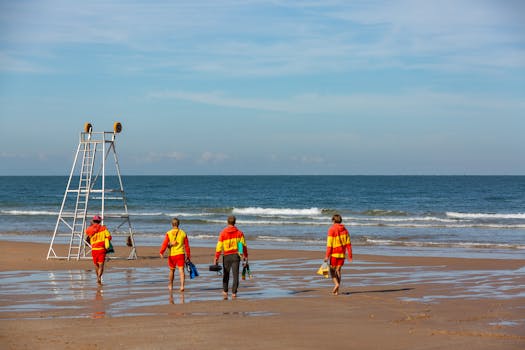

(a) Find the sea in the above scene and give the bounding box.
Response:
[1,176,524,259]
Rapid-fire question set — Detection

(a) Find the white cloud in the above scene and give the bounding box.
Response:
[0,52,48,73]
[0,151,25,158]
[148,89,525,118]
[165,151,186,161]
[290,155,325,164]
[141,151,186,162]
[1,0,523,75]
[130,150,229,166]
[199,151,229,163]
[148,90,291,112]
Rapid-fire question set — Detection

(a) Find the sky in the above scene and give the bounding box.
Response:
[0,0,524,175]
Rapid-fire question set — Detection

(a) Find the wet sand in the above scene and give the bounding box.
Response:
[1,240,524,349]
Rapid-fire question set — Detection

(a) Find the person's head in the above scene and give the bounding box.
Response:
[92,215,102,224]
[171,218,180,227]
[227,215,236,226]
[332,214,342,224]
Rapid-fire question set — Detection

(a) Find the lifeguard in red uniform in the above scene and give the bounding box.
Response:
[324,214,352,295]
[214,215,248,299]
[86,215,112,284]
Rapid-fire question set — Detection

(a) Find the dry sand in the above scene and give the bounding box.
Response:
[1,240,524,349]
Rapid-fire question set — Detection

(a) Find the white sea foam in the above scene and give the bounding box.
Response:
[189,217,525,229]
[257,235,294,242]
[232,207,322,216]
[447,212,525,219]
[165,212,214,217]
[353,216,457,223]
[191,234,217,240]
[129,212,164,216]
[256,235,322,244]
[0,210,57,216]
[365,238,525,250]
[347,221,525,229]
[204,218,326,226]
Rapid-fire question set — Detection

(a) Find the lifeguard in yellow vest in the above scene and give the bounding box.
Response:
[159,218,192,291]
[324,214,352,295]
[85,215,112,284]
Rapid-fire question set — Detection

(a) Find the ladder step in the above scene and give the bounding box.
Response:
[60,214,92,219]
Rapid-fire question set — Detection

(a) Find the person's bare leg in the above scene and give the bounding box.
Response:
[336,267,342,295]
[330,266,341,295]
[168,269,175,290]
[97,262,105,284]
[96,266,101,284]
[178,266,185,291]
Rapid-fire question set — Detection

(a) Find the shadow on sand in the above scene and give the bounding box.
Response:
[341,287,414,295]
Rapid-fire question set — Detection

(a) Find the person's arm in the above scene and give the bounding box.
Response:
[243,244,248,262]
[214,234,223,264]
[241,235,248,262]
[183,235,191,260]
[324,228,333,262]
[347,233,353,262]
[159,235,169,258]
[104,227,112,241]
[85,226,93,243]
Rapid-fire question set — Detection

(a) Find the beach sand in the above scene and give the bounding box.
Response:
[1,240,524,349]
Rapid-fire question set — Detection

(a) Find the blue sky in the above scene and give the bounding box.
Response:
[1,0,524,175]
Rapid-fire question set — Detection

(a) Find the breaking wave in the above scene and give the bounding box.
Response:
[232,207,322,216]
[447,212,525,219]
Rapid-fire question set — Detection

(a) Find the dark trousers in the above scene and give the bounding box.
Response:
[222,254,241,294]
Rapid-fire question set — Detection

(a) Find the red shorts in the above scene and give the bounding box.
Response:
[168,254,185,269]
[330,257,345,267]
[92,249,106,265]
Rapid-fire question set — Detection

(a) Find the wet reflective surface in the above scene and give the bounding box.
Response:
[349,264,525,302]
[1,258,524,320]
[0,259,318,319]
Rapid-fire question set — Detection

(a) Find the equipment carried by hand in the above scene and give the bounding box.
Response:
[105,238,115,254]
[185,260,199,279]
[209,264,223,275]
[242,263,252,280]
[317,262,329,278]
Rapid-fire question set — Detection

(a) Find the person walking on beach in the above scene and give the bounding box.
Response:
[324,214,352,295]
[159,218,192,292]
[85,215,112,284]
[214,215,248,299]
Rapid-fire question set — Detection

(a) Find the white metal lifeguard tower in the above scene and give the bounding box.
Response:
[47,122,137,260]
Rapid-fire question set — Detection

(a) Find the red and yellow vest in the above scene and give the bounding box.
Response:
[326,223,352,259]
[86,224,111,251]
[215,226,248,260]
[159,228,191,258]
